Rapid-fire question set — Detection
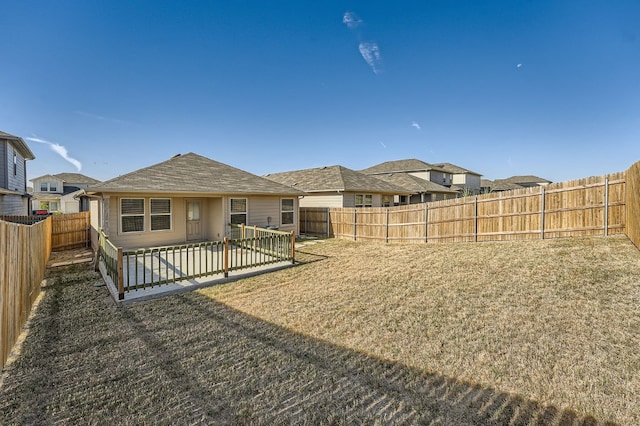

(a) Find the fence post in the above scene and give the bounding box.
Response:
[224,237,229,277]
[290,231,296,263]
[604,177,609,236]
[424,203,428,243]
[326,208,330,237]
[241,224,245,239]
[385,208,389,243]
[353,208,357,241]
[474,196,478,243]
[117,247,124,300]
[540,186,546,240]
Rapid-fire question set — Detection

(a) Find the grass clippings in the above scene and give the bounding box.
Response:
[0,236,637,424]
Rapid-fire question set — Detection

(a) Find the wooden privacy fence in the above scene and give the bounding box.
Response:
[97,225,295,300]
[626,160,640,249]
[0,212,90,251]
[51,212,90,251]
[0,216,52,369]
[301,171,629,243]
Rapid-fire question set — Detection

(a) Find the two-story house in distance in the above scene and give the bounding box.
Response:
[30,173,101,214]
[0,131,35,215]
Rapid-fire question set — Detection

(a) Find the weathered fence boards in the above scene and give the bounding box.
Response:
[51,212,91,251]
[626,161,640,249]
[1,217,51,369]
[301,171,629,244]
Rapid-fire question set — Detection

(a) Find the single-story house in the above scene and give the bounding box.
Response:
[500,175,552,188]
[0,131,35,215]
[264,165,410,208]
[30,172,101,213]
[86,153,304,249]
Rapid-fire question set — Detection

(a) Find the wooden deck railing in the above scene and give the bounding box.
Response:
[97,226,295,300]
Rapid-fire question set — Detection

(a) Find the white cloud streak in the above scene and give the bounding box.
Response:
[411,121,421,130]
[380,141,387,148]
[26,137,82,171]
[342,12,362,29]
[358,42,382,74]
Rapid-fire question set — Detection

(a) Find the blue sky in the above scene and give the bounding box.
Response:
[2,1,639,184]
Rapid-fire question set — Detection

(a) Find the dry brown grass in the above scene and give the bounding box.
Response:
[199,235,640,424]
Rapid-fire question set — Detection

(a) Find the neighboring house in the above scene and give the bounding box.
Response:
[480,179,527,193]
[361,159,464,202]
[500,175,552,188]
[373,172,457,203]
[0,131,35,215]
[85,152,304,249]
[30,173,101,214]
[264,165,410,208]
[431,162,482,192]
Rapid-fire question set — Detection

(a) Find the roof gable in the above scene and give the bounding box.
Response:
[54,173,101,185]
[360,159,444,174]
[265,165,409,194]
[88,153,303,195]
[431,162,482,176]
[0,131,35,160]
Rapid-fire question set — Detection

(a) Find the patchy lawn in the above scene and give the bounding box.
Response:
[0,236,638,424]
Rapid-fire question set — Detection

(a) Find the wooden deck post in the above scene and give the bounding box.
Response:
[291,231,296,264]
[117,247,124,300]
[224,237,229,277]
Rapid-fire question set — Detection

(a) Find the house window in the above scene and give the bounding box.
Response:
[150,198,171,231]
[230,198,247,225]
[49,201,59,211]
[355,194,373,207]
[40,182,48,192]
[281,198,294,225]
[13,152,17,176]
[49,182,57,192]
[121,198,145,233]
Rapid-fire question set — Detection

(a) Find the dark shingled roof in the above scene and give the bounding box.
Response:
[481,179,526,191]
[54,173,101,185]
[264,165,410,194]
[374,173,457,193]
[502,175,552,184]
[431,162,482,176]
[360,159,446,175]
[0,130,35,160]
[88,152,304,195]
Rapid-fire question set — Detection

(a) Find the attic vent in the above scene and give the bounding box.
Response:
[172,153,181,158]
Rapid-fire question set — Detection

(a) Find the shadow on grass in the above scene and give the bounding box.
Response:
[0,264,619,425]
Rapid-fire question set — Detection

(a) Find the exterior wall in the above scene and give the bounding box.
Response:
[64,200,80,213]
[3,141,29,193]
[97,193,296,249]
[298,194,344,208]
[0,194,28,215]
[0,142,7,189]
[32,176,64,195]
[90,199,100,250]
[452,173,481,189]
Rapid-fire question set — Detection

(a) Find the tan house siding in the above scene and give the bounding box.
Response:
[299,194,343,208]
[242,195,297,232]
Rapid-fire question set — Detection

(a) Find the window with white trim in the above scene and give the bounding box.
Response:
[230,198,247,225]
[150,198,171,231]
[355,194,373,208]
[121,198,145,233]
[281,198,294,225]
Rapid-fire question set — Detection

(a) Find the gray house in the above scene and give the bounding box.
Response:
[264,165,410,208]
[31,172,101,213]
[360,159,459,203]
[86,153,304,249]
[0,131,35,215]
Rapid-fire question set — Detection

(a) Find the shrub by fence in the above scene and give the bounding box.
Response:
[0,216,52,369]
[301,170,630,243]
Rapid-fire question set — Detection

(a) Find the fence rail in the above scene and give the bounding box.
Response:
[97,225,295,300]
[0,216,52,369]
[301,171,628,243]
